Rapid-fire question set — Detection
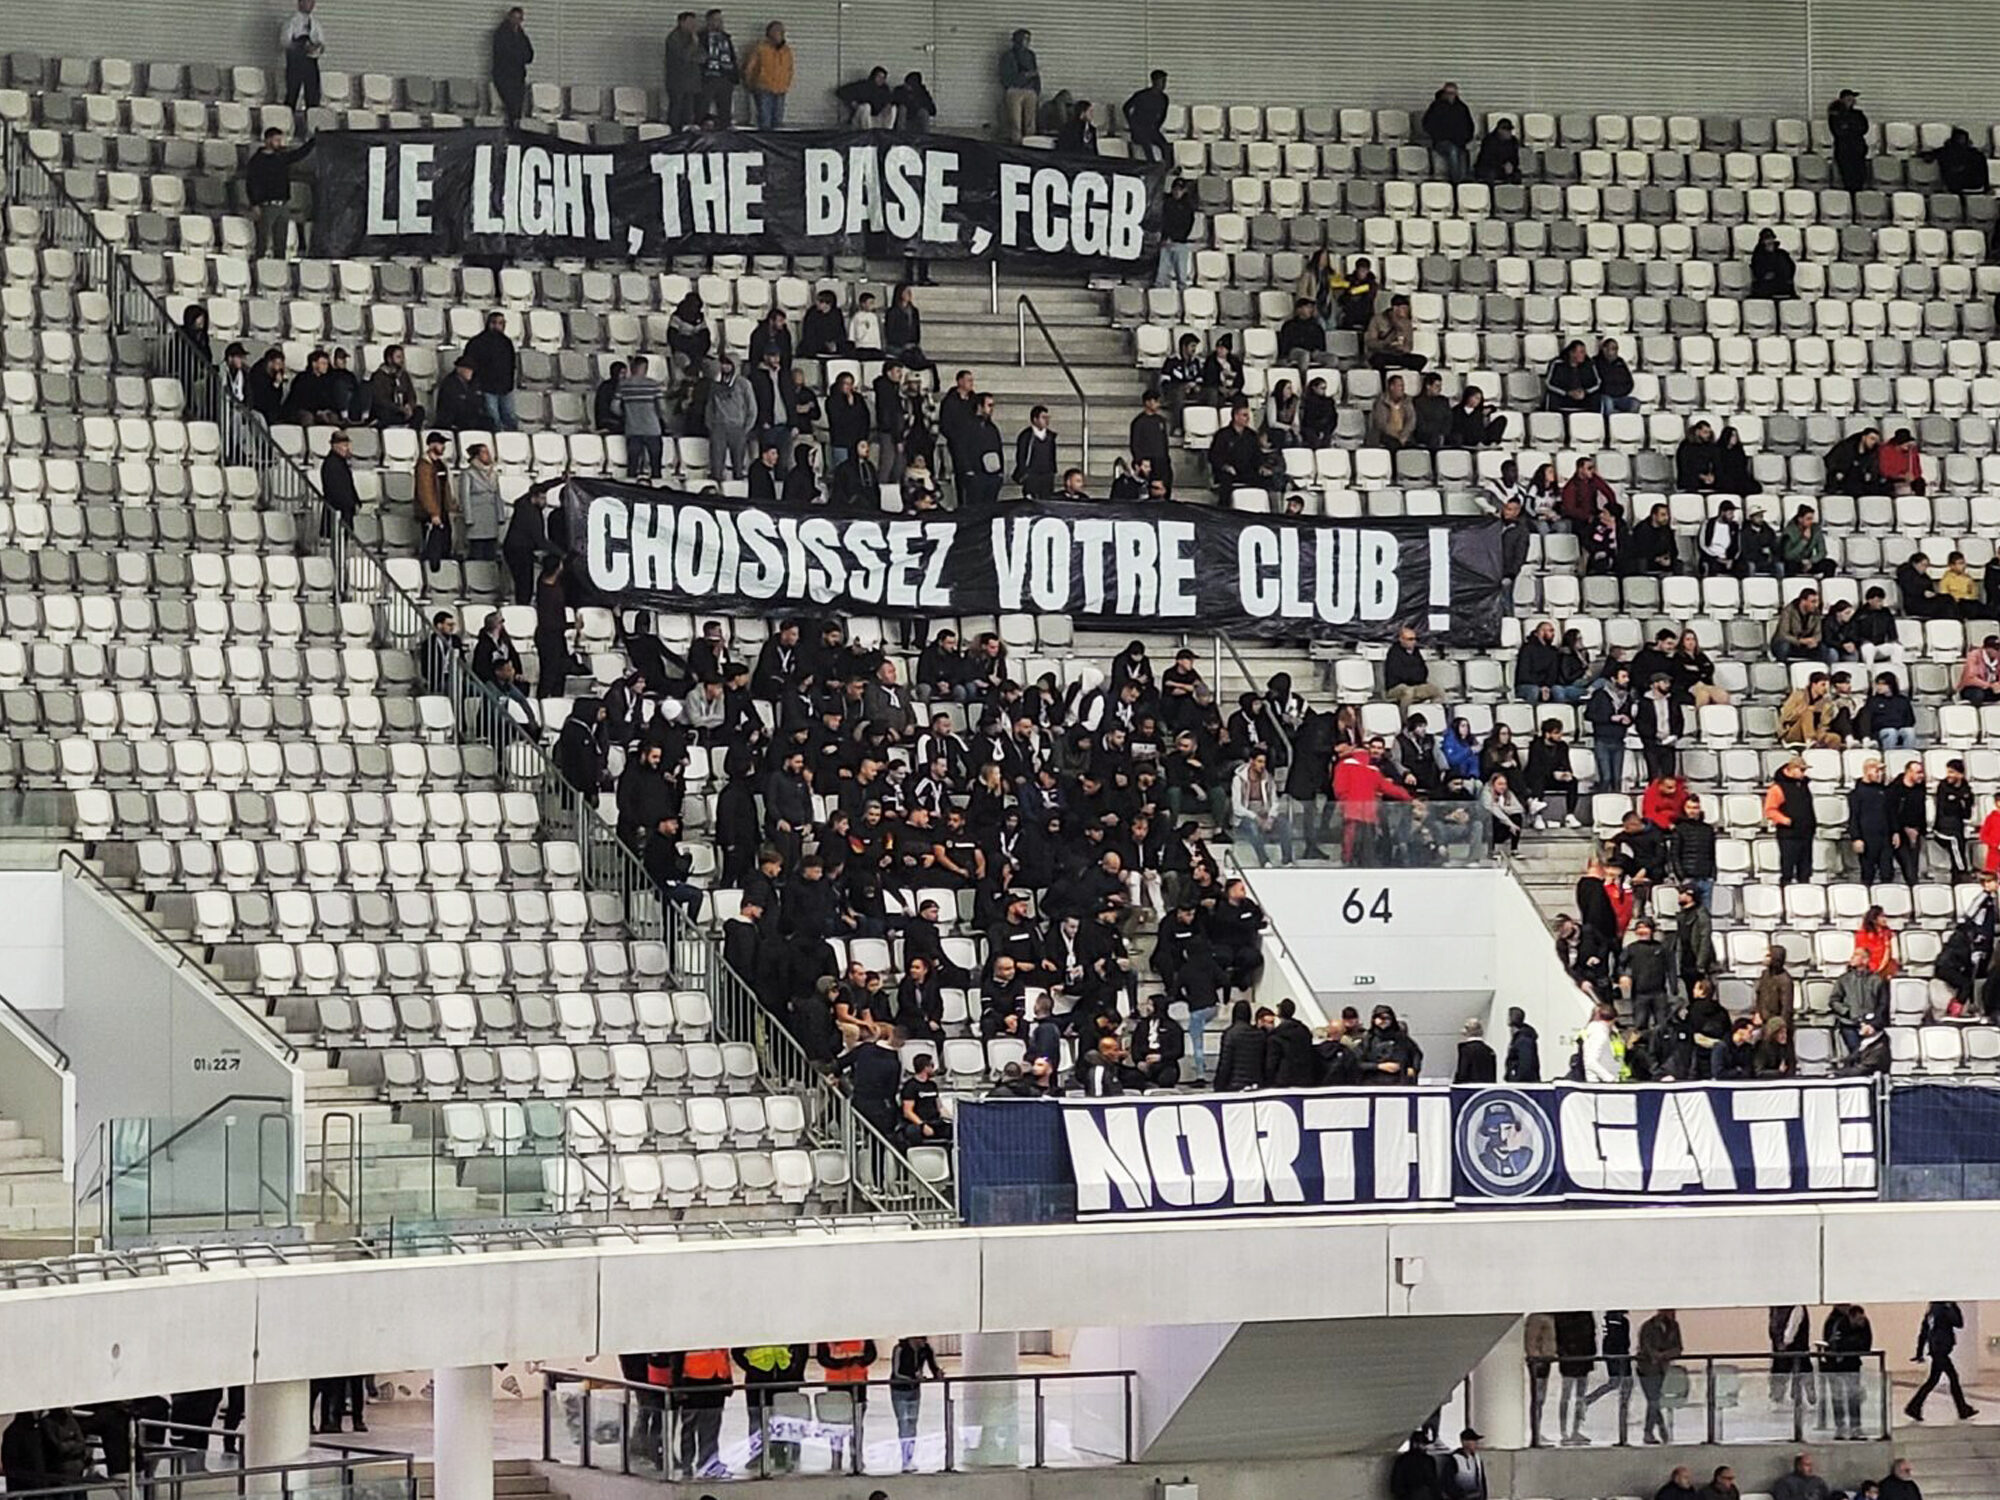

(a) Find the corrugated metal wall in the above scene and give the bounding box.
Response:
[3,0,1999,129]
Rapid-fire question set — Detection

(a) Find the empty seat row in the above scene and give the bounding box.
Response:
[126,835,578,893]
[317,986,713,1047]
[378,1039,754,1099]
[254,936,671,997]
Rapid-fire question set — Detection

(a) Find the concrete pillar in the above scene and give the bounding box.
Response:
[1470,1317,1529,1450]
[434,1364,495,1500]
[959,1330,1021,1467]
[242,1379,312,1495]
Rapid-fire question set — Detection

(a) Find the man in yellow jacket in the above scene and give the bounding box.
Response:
[742,21,793,129]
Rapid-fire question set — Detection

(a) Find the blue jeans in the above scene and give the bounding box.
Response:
[1155,242,1194,289]
[1877,727,1919,751]
[1599,395,1641,417]
[1432,143,1469,183]
[754,91,786,129]
[1593,738,1624,792]
[1518,684,1584,704]
[483,391,519,432]
[1186,1006,1216,1078]
[1686,877,1714,910]
[1771,640,1837,665]
[1236,812,1295,865]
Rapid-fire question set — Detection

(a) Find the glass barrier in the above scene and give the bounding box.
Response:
[97,1099,295,1247]
[1527,1350,1890,1447]
[1221,797,1496,870]
[543,1368,1134,1482]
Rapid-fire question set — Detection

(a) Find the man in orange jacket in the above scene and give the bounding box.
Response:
[814,1340,877,1473]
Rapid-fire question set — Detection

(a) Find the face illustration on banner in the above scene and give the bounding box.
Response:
[1455,1089,1558,1199]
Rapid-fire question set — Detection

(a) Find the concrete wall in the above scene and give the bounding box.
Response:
[56,876,302,1196]
[0,873,66,1018]
[7,1201,2000,1409]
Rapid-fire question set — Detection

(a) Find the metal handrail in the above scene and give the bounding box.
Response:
[1017,293,1092,475]
[0,986,68,1070]
[1521,1347,1891,1447]
[1209,631,1296,765]
[57,851,299,1063]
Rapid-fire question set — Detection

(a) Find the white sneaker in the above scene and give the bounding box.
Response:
[1533,815,1549,831]
[1562,813,1582,828]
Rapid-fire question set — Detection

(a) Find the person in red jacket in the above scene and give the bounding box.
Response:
[814,1340,878,1474]
[1559,456,1618,532]
[1641,773,1689,831]
[1332,741,1413,866]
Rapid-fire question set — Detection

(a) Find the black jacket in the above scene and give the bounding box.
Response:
[242,140,316,205]
[1670,818,1718,879]
[463,327,518,394]
[1265,1017,1318,1086]
[1211,1020,1267,1092]
[1422,93,1475,146]
[1505,1023,1540,1082]
[320,451,358,522]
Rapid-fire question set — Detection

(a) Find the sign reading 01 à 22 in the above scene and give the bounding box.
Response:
[1053,1082,1879,1219]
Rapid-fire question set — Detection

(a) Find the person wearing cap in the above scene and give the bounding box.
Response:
[1697,499,1741,577]
[319,428,357,538]
[1829,88,1871,194]
[1439,1428,1485,1500]
[435,357,485,432]
[413,431,455,573]
[1764,757,1817,885]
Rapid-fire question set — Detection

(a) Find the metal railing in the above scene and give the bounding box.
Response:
[1017,294,1091,474]
[1523,1349,1891,1448]
[76,1095,296,1249]
[0,986,68,1070]
[5,125,953,1213]
[58,851,299,1063]
[133,1418,417,1499]
[541,1365,1135,1480]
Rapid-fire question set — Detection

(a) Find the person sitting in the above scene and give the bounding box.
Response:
[1940,551,1983,619]
[836,65,895,127]
[1698,499,1742,577]
[1772,588,1837,666]
[1334,256,1378,332]
[1207,405,1264,500]
[1923,125,1991,196]
[1412,372,1452,451]
[1362,294,1425,373]
[1369,374,1417,450]
[1594,338,1639,416]
[1779,504,1835,578]
[1824,426,1882,498]
[1543,339,1601,412]
[1676,419,1722,492]
[1448,384,1507,447]
[1274,298,1326,370]
[799,290,849,357]
[1749,227,1797,300]
[1878,427,1926,496]
[1968,636,2000,706]
[1620,502,1680,577]
[1474,117,1521,184]
[1715,425,1759,496]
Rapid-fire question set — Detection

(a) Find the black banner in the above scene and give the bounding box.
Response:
[313,128,1164,267]
[564,480,1507,645]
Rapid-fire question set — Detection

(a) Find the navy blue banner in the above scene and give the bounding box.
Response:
[958,1082,1881,1224]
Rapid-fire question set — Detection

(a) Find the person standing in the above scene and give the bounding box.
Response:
[668,1348,734,1479]
[966,393,1006,503]
[462,311,519,432]
[1765,757,1817,885]
[698,9,740,124]
[1908,1301,1977,1422]
[414,431,455,574]
[706,358,757,483]
[999,29,1040,144]
[814,1339,878,1474]
[1828,89,1871,194]
[1013,405,1058,499]
[502,487,547,606]
[491,7,534,125]
[319,429,358,539]
[741,20,792,129]
[241,127,315,261]
[665,11,704,128]
[279,0,326,116]
[1505,1006,1541,1082]
[460,443,504,563]
[1823,1304,1873,1441]
[889,1336,942,1473]
[1123,70,1170,162]
[617,356,669,481]
[1438,1428,1486,1500]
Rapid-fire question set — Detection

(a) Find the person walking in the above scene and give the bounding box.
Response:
[1637,1308,1684,1445]
[1907,1301,1977,1422]
[889,1335,943,1472]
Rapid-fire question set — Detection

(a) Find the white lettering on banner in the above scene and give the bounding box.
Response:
[1066,1107,1151,1213]
[365,144,436,235]
[803,149,842,236]
[470,145,617,240]
[1645,1091,1736,1194]
[996,162,1146,262]
[801,146,962,245]
[629,498,673,591]
[1802,1083,1879,1190]
[1730,1086,1802,1191]
[1302,1096,1371,1203]
[471,145,502,233]
[991,516,1188,616]
[1240,527,1402,623]
[1374,1093,1454,1201]
[651,150,768,239]
[585,495,633,592]
[1559,1090,1645,1192]
[1158,521,1198,617]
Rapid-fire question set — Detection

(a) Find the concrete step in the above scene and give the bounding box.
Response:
[0,1119,26,1143]
[922,318,1132,361]
[0,1135,42,1162]
[0,1153,60,1175]
[0,1175,72,1207]
[965,363,1150,399]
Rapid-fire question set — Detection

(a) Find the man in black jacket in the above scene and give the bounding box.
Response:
[1908,1301,1976,1421]
[435,358,486,431]
[1504,1006,1540,1082]
[1130,993,1185,1085]
[462,311,519,431]
[1208,405,1264,503]
[319,429,358,538]
[1454,1018,1497,1082]
[1847,757,1896,885]
[1210,999,1266,1092]
[1122,69,1170,161]
[1276,299,1326,371]
[1421,82,1475,183]
[1621,919,1672,1032]
[242,127,315,260]
[1265,997,1317,1086]
[1156,178,1197,291]
[1671,796,1719,909]
[491,6,535,125]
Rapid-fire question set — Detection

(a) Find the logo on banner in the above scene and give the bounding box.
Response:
[1455,1088,1557,1198]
